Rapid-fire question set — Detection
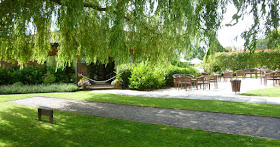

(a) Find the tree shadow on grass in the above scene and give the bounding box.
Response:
[1,102,280,146]
[0,105,110,146]
[0,105,178,146]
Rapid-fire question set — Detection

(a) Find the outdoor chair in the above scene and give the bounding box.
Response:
[196,76,210,90]
[264,72,280,86]
[223,71,233,82]
[186,74,195,78]
[261,69,272,84]
[178,75,192,90]
[215,72,222,81]
[235,70,245,79]
[244,68,258,78]
[201,72,209,76]
[173,74,180,88]
[209,75,218,89]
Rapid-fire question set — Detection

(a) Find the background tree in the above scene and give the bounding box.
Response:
[265,29,280,49]
[184,38,206,60]
[0,0,279,66]
[255,38,268,50]
[225,46,233,52]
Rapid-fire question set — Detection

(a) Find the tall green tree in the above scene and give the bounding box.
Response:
[0,0,279,66]
[255,38,268,50]
[266,29,280,49]
[225,46,233,52]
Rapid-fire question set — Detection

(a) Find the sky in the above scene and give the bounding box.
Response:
[217,4,254,50]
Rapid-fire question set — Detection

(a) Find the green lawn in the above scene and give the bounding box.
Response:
[1,92,280,146]
[242,86,280,97]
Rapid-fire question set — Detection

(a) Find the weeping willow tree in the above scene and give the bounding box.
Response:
[0,0,279,67]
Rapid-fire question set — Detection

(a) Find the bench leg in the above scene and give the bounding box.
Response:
[50,113,53,123]
[38,109,42,121]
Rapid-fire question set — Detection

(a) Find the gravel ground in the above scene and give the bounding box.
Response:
[8,96,280,139]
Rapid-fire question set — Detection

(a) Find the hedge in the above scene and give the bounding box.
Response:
[204,50,280,72]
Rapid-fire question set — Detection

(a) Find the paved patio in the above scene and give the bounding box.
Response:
[91,78,280,105]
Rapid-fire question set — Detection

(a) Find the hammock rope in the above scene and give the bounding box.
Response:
[79,72,123,84]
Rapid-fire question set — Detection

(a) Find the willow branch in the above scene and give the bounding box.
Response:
[49,0,107,11]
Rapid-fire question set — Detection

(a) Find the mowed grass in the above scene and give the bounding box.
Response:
[242,86,280,97]
[0,102,280,146]
[1,92,280,146]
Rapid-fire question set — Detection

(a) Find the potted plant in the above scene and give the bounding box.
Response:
[77,77,91,89]
[111,78,122,88]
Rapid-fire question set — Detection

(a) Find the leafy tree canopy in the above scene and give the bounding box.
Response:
[255,38,268,50]
[225,46,232,52]
[0,0,279,67]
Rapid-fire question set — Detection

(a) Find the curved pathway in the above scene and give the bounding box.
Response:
[8,96,280,139]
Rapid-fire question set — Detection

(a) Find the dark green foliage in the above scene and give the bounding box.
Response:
[19,66,45,84]
[0,65,74,85]
[0,66,45,85]
[129,61,165,90]
[12,81,24,86]
[46,66,71,83]
[165,65,199,87]
[43,72,56,84]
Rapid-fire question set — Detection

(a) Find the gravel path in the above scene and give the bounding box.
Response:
[8,96,280,139]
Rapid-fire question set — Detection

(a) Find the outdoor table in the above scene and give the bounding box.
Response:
[214,74,222,81]
[244,71,258,78]
[263,72,280,86]
[209,75,218,89]
[191,78,197,88]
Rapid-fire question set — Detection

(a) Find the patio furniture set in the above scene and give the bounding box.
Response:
[173,74,219,90]
[173,69,280,91]
[262,70,280,86]
[235,68,280,86]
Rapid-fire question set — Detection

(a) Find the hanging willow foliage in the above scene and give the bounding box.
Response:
[0,0,279,67]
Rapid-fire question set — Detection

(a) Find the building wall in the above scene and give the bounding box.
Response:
[0,60,40,68]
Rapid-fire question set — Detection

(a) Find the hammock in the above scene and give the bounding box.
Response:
[79,72,122,84]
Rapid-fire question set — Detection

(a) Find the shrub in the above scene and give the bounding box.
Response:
[116,63,134,89]
[12,82,24,86]
[43,72,56,84]
[19,66,45,84]
[164,65,199,87]
[46,66,71,83]
[0,65,74,85]
[0,83,78,94]
[129,61,165,90]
